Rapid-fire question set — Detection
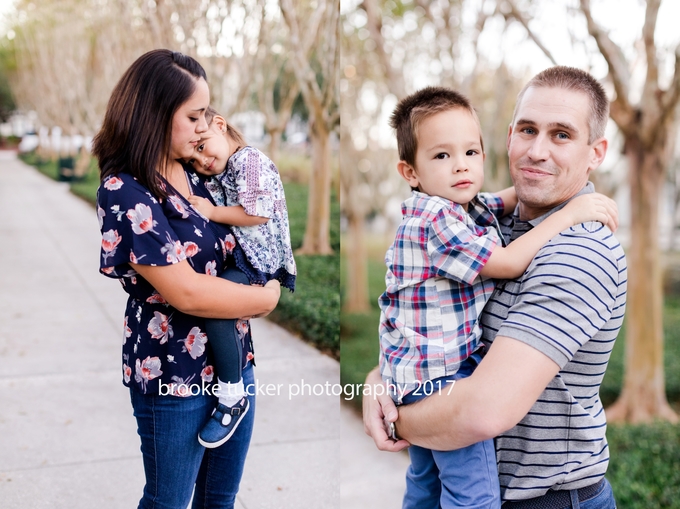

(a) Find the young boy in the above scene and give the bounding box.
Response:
[379,87,614,508]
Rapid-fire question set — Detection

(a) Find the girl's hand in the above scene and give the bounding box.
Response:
[188,195,215,220]
[563,193,618,232]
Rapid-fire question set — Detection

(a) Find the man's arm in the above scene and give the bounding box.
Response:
[364,336,560,451]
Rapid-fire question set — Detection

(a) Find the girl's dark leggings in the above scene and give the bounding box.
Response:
[204,266,250,383]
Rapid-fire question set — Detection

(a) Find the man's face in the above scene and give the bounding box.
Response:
[401,108,485,210]
[507,86,607,220]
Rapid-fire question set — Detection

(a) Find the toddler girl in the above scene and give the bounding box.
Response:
[187,107,296,448]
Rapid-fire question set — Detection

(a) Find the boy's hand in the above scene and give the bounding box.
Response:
[188,195,215,221]
[564,193,618,232]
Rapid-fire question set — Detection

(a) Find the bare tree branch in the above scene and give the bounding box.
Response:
[359,0,406,99]
[660,42,680,128]
[503,0,558,66]
[642,0,661,92]
[579,0,632,117]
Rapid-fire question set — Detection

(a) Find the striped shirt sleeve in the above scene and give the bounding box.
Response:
[496,223,620,368]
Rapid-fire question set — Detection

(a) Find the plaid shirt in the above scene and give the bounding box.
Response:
[379,191,505,401]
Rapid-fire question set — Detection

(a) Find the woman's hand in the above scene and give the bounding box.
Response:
[188,195,215,221]
[242,280,281,319]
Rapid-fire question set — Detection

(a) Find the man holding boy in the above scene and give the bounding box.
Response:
[364,66,627,508]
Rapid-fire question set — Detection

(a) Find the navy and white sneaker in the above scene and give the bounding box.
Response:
[198,398,250,448]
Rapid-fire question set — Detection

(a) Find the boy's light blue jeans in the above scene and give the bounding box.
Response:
[401,356,501,509]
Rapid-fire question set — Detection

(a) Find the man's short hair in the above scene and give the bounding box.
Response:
[513,66,609,144]
[389,86,483,167]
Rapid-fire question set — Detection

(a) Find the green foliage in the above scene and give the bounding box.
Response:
[340,256,387,409]
[601,297,680,407]
[19,152,59,180]
[270,253,340,355]
[607,422,680,509]
[269,182,340,355]
[0,42,16,122]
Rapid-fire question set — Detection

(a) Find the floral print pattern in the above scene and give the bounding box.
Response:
[97,170,254,394]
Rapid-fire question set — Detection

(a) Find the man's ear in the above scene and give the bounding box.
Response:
[587,137,608,174]
[212,115,227,133]
[397,160,419,188]
[506,124,513,152]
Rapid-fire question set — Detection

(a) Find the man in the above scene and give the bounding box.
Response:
[364,66,627,508]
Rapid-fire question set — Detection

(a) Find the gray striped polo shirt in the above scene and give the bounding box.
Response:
[480,183,628,502]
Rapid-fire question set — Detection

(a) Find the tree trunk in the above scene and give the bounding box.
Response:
[606,134,678,423]
[297,117,333,255]
[343,210,371,313]
[267,126,282,166]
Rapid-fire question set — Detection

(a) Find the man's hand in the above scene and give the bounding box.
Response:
[362,367,410,452]
[188,195,215,221]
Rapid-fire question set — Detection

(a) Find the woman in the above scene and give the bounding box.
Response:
[94,49,280,509]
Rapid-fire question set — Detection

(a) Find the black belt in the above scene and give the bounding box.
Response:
[502,479,605,509]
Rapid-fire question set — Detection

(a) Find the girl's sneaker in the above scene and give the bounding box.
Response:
[198,397,249,448]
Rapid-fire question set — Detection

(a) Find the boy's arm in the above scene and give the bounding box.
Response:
[494,186,517,217]
[480,192,615,279]
[188,195,269,227]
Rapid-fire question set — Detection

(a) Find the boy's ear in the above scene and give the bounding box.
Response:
[212,115,228,133]
[397,160,419,188]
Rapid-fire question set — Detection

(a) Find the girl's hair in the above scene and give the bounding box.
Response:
[205,106,247,148]
[93,49,207,198]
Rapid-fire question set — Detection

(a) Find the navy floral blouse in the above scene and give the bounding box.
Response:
[97,169,253,395]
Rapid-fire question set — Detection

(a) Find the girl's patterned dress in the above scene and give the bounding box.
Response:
[203,145,296,291]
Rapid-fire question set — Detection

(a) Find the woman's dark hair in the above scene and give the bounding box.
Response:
[93,49,208,198]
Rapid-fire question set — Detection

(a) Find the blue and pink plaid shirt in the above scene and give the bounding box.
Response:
[379,191,505,402]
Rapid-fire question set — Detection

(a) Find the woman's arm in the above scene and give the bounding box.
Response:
[130,259,280,318]
[480,192,615,279]
[494,186,517,217]
[188,195,269,227]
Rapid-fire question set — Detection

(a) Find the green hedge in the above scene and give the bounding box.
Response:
[20,152,340,356]
[272,182,340,356]
[607,422,680,509]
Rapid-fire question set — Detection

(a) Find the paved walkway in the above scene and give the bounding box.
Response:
[0,152,340,508]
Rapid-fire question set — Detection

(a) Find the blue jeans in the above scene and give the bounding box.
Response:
[502,478,616,509]
[129,363,255,509]
[577,478,616,509]
[401,355,501,509]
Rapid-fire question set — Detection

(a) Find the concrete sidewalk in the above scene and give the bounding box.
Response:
[341,403,409,508]
[0,153,339,509]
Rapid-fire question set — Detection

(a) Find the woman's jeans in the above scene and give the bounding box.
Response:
[129,363,255,509]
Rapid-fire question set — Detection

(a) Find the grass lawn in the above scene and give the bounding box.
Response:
[21,152,340,357]
[341,248,680,509]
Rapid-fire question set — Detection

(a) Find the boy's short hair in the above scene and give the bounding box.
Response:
[389,87,484,168]
[513,66,609,143]
[205,106,247,148]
